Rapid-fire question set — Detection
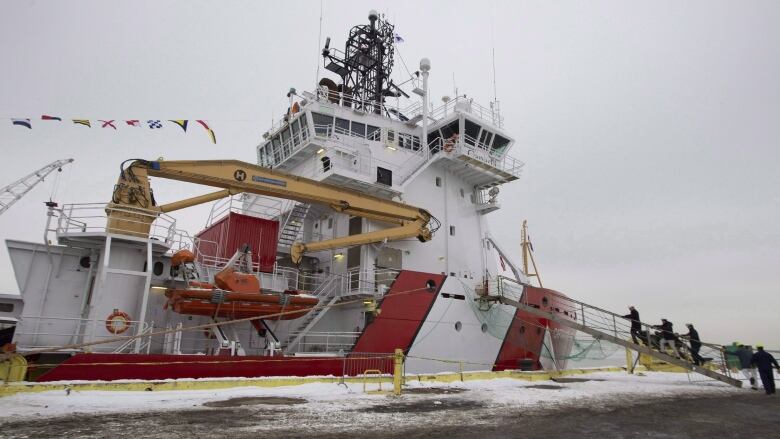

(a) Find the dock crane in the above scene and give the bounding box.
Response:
[107,159,438,263]
[0,158,74,216]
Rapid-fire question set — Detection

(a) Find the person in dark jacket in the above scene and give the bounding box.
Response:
[736,344,758,390]
[681,323,703,365]
[751,345,779,395]
[652,319,680,357]
[622,306,642,344]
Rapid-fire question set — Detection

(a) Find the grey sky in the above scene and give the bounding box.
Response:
[1,1,778,347]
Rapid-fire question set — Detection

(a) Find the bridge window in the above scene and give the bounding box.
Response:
[0,303,13,313]
[312,112,334,136]
[464,119,480,144]
[367,125,380,141]
[351,121,366,138]
[335,117,350,134]
[493,134,510,153]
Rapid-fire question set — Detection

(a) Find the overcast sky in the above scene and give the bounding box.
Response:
[1,1,778,348]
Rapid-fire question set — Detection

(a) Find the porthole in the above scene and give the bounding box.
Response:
[425,279,437,292]
[455,321,462,332]
[542,297,549,307]
[519,326,526,334]
[481,323,488,333]
[153,261,165,276]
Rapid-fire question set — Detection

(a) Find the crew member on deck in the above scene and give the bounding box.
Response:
[622,306,642,344]
[652,319,680,357]
[751,345,779,395]
[681,323,703,366]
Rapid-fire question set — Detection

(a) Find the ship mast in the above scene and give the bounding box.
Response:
[521,220,543,287]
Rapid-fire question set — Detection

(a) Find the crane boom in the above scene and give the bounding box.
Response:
[107,159,437,263]
[0,158,74,216]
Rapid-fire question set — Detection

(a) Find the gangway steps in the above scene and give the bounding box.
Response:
[495,295,742,388]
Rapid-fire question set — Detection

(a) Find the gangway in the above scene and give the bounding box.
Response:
[488,276,742,388]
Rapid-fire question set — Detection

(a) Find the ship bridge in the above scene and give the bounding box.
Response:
[256,88,523,199]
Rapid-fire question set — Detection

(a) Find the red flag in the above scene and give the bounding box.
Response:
[41,115,62,121]
[126,120,140,127]
[100,120,117,129]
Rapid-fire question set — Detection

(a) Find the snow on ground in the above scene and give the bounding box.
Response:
[0,371,741,425]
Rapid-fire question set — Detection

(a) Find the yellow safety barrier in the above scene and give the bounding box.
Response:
[362,369,384,393]
[0,354,27,383]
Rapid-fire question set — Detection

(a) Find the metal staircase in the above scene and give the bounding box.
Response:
[283,276,340,353]
[490,276,742,388]
[278,202,310,248]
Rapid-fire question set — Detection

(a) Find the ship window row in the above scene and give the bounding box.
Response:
[428,119,511,155]
[312,112,381,141]
[258,114,310,167]
[313,112,420,150]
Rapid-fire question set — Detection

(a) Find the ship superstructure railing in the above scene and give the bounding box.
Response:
[55,203,179,245]
[429,135,524,181]
[205,193,286,227]
[410,95,504,129]
[287,331,361,354]
[492,276,742,387]
[13,315,151,353]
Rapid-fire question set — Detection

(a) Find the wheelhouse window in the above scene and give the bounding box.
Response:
[335,117,350,134]
[492,134,511,154]
[312,112,334,136]
[351,121,366,138]
[464,119,480,145]
[367,125,380,141]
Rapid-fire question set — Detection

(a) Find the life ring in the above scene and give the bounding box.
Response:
[443,134,459,152]
[105,310,132,334]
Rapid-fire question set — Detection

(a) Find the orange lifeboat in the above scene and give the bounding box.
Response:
[165,251,318,320]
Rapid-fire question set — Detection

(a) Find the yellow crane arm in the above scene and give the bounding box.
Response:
[107,159,436,263]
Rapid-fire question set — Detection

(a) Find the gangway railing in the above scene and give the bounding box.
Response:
[491,276,742,388]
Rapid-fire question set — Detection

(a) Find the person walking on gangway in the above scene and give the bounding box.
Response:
[751,345,779,395]
[652,319,680,357]
[622,306,642,344]
[736,344,758,390]
[681,323,703,366]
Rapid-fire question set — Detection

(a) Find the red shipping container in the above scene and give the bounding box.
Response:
[195,212,279,273]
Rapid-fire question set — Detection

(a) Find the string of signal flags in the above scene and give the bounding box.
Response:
[8,116,216,144]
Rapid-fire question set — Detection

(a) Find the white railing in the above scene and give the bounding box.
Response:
[430,135,524,179]
[288,331,361,353]
[414,96,504,128]
[56,203,180,245]
[205,193,286,227]
[14,315,149,353]
[314,86,410,120]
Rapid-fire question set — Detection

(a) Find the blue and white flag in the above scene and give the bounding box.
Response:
[11,118,31,129]
[147,120,163,129]
[393,32,404,43]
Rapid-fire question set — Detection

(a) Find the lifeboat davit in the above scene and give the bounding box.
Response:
[165,251,318,320]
